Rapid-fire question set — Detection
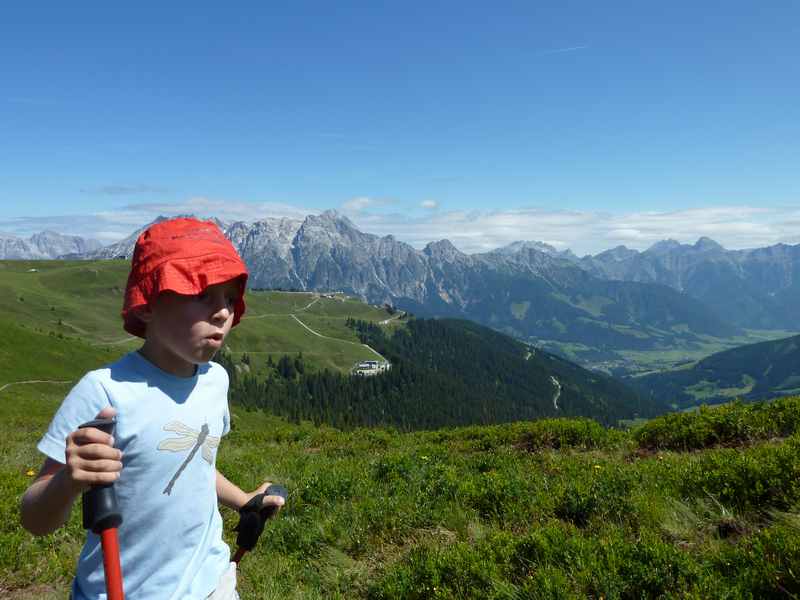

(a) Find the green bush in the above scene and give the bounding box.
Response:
[676,435,800,511]
[636,397,800,451]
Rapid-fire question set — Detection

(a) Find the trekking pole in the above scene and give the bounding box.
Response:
[79,418,125,600]
[233,484,288,564]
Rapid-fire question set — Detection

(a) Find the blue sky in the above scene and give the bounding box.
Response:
[2,2,799,254]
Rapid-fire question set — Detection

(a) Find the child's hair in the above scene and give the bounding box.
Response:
[121,217,249,338]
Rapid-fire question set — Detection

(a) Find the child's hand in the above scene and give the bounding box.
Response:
[244,481,285,517]
[64,407,123,494]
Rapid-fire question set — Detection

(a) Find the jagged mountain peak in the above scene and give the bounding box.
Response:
[491,240,561,256]
[645,239,683,254]
[593,245,639,261]
[423,239,465,260]
[315,209,356,226]
[694,237,724,251]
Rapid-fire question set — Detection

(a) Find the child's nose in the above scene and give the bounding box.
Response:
[212,306,230,321]
[210,297,232,321]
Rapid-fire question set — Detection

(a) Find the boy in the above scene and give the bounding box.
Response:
[20,217,284,599]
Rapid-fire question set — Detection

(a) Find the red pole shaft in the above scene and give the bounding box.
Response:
[233,547,247,564]
[100,528,125,600]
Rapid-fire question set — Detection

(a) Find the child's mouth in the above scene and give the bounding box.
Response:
[206,333,224,346]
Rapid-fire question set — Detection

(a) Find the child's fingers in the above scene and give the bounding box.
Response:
[75,443,122,461]
[74,470,121,486]
[94,406,117,420]
[67,451,122,473]
[262,495,285,508]
[252,481,272,495]
[73,457,124,474]
[69,427,114,448]
[65,457,122,492]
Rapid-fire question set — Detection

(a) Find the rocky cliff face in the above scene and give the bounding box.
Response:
[579,238,800,329]
[0,231,101,259]
[18,212,800,350]
[221,212,738,349]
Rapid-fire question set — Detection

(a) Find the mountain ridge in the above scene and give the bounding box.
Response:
[10,215,800,369]
[629,333,800,410]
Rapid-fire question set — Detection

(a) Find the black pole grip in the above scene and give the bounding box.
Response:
[79,418,123,534]
[234,484,288,551]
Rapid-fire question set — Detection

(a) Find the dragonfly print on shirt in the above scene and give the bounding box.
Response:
[157,421,220,495]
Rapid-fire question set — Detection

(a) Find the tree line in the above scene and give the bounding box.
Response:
[217,318,643,431]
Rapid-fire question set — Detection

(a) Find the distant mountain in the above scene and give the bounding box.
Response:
[0,231,102,259]
[63,212,740,357]
[82,215,230,259]
[491,240,579,261]
[580,238,800,330]
[628,334,800,410]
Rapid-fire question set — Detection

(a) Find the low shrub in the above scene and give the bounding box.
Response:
[635,397,800,451]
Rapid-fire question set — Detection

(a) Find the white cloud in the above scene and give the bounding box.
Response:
[340,196,395,213]
[535,45,590,56]
[420,200,438,210]
[345,205,800,255]
[2,200,799,255]
[0,197,317,242]
[80,184,168,195]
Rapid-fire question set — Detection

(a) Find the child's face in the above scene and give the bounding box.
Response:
[138,279,241,376]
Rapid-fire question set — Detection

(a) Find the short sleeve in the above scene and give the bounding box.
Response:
[220,367,231,437]
[36,371,111,464]
[222,402,231,437]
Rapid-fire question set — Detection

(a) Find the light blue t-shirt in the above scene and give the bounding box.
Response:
[37,351,232,600]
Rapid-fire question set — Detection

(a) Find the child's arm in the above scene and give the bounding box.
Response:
[215,470,285,512]
[20,408,122,536]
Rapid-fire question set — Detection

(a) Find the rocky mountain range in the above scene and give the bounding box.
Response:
[4,211,798,367]
[0,230,102,259]
[576,237,800,330]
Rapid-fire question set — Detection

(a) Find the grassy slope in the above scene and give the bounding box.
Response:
[3,260,800,597]
[0,261,392,377]
[3,382,800,598]
[630,333,800,410]
[539,327,798,376]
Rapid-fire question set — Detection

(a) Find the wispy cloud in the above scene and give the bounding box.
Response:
[1,201,798,255]
[340,196,397,213]
[80,184,169,196]
[535,45,589,56]
[0,197,317,242]
[345,205,800,255]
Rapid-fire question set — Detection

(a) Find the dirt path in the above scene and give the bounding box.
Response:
[0,380,72,394]
[550,376,562,410]
[297,296,320,311]
[242,295,321,320]
[0,583,67,599]
[379,312,404,325]
[291,315,386,360]
[92,336,138,346]
[234,294,389,364]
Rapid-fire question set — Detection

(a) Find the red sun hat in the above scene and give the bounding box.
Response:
[121,217,249,338]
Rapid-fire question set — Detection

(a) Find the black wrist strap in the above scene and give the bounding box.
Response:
[234,485,288,552]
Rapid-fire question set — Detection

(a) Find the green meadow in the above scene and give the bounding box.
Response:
[1,260,799,598]
[0,260,390,375]
[4,382,800,598]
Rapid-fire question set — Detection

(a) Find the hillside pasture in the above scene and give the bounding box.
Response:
[2,260,799,597]
[3,381,800,598]
[0,260,396,376]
